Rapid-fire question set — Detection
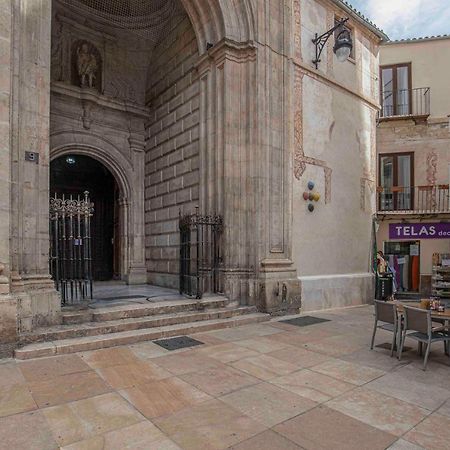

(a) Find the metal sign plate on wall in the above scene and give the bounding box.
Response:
[25,151,39,164]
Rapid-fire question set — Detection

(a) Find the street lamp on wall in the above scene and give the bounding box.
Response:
[312,17,353,69]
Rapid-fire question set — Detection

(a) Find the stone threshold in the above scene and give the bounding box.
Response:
[20,306,256,343]
[15,313,269,360]
[61,296,230,324]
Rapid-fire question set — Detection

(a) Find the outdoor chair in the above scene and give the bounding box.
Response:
[398,305,450,370]
[370,300,400,357]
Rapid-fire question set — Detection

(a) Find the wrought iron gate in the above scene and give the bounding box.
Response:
[179,209,223,298]
[49,192,94,305]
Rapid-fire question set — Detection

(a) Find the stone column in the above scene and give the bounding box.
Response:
[126,134,147,284]
[9,0,60,330]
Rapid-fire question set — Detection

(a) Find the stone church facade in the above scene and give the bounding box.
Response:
[0,0,386,353]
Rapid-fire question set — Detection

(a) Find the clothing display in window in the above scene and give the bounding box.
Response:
[386,253,417,292]
[402,255,410,291]
[411,255,420,291]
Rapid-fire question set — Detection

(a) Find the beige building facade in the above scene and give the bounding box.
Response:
[0,0,384,354]
[376,36,450,296]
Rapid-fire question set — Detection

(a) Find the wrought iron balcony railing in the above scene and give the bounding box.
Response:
[379,87,430,119]
[377,185,450,214]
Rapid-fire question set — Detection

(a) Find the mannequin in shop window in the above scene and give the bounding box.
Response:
[377,251,398,295]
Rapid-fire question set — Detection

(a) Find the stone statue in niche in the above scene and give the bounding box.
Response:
[76,42,98,88]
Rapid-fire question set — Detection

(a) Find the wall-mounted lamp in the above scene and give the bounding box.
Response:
[312,17,353,69]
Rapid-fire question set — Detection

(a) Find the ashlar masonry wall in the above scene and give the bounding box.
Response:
[144,15,200,288]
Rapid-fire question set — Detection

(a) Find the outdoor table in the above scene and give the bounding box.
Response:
[396,300,450,320]
[393,300,450,356]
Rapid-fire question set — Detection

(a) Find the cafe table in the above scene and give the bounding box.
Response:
[393,299,450,356]
[396,300,450,320]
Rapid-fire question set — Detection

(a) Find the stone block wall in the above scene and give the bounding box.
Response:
[144,15,200,288]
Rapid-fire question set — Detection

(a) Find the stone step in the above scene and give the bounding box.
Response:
[15,313,270,360]
[20,306,257,344]
[61,296,230,325]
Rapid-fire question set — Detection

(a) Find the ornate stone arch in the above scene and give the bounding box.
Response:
[180,0,255,53]
[49,130,145,283]
[50,130,132,199]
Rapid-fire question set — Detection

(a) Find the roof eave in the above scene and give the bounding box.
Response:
[383,34,450,45]
[330,0,389,42]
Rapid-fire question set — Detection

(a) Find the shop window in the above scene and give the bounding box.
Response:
[379,153,414,211]
[380,63,411,117]
[384,241,420,293]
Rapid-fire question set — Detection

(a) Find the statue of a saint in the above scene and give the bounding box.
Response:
[76,43,97,88]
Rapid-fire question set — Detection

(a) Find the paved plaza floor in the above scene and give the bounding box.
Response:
[1,305,450,450]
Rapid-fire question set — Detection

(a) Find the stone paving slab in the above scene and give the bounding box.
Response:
[1,305,450,449]
[273,405,397,450]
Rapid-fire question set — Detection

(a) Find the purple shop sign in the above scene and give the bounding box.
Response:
[389,222,450,240]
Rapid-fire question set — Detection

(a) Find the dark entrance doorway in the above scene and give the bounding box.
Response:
[50,155,120,281]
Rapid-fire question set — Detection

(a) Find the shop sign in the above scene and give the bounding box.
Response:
[389,222,450,240]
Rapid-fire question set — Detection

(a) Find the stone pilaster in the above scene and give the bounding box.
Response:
[127,134,147,284]
[9,0,60,329]
[195,37,301,313]
[0,0,17,352]
[196,39,260,304]
[252,2,301,314]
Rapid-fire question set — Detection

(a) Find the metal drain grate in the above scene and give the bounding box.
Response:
[153,336,204,351]
[279,316,331,327]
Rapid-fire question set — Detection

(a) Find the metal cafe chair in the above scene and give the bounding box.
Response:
[398,305,450,370]
[370,300,400,357]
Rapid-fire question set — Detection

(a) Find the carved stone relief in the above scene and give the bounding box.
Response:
[81,100,95,129]
[426,150,438,209]
[357,109,376,211]
[426,151,438,185]
[51,17,64,82]
[360,177,375,211]
[293,67,332,203]
[326,10,334,75]
[293,0,302,61]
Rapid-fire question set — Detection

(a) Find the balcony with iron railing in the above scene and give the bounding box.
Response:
[379,87,430,121]
[377,185,450,214]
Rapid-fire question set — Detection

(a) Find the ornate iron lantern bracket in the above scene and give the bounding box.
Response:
[312,17,350,69]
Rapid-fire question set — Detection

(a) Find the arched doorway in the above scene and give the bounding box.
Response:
[47,0,257,302]
[50,154,121,281]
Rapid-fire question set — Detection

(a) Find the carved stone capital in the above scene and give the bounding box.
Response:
[128,135,145,152]
[196,38,256,74]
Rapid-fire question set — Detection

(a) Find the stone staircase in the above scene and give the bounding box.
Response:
[15,296,269,360]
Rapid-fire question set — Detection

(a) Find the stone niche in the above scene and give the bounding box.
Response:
[51,7,146,104]
[71,40,103,91]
